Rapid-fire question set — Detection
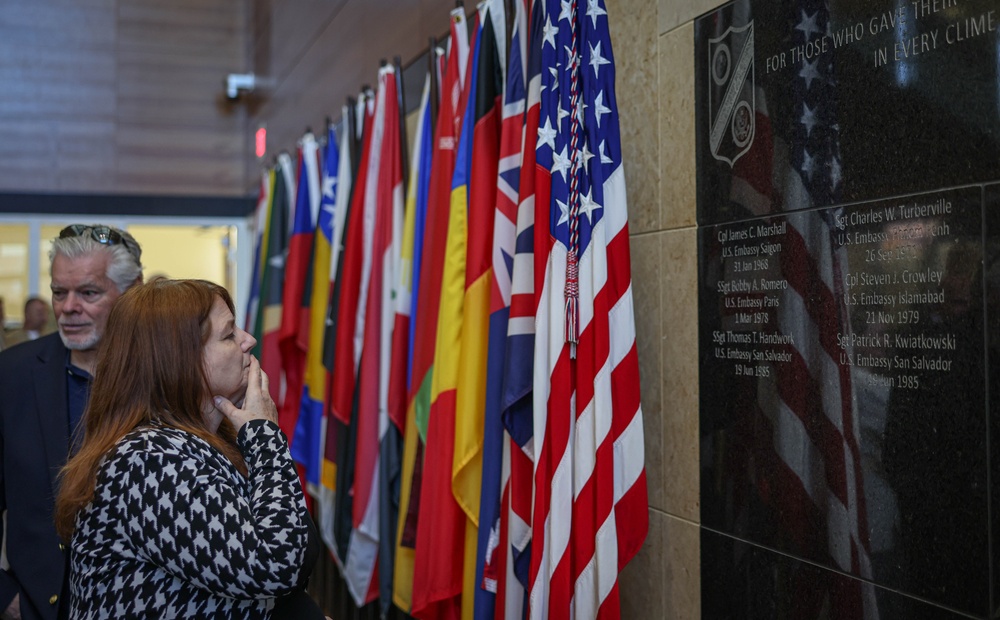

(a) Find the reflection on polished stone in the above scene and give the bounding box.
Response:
[698,188,989,616]
[695,0,1000,228]
[701,529,975,619]
[694,0,1000,616]
[984,183,1000,620]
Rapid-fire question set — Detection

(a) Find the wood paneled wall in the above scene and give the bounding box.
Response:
[0,0,250,197]
[247,0,458,190]
[0,0,468,197]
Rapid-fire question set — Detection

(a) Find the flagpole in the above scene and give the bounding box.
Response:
[504,0,513,49]
[427,37,439,130]
[346,95,360,181]
[393,55,410,191]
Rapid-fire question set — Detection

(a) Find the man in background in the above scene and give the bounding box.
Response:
[4,298,54,349]
[0,225,142,620]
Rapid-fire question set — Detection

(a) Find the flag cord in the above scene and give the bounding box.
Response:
[564,0,582,357]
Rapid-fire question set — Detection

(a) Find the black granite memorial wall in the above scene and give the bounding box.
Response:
[695,0,1000,617]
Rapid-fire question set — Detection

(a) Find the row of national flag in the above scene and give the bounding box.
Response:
[244,1,647,617]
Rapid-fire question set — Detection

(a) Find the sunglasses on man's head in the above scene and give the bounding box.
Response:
[59,224,141,261]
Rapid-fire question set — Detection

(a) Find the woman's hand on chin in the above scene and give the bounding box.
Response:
[212,356,278,430]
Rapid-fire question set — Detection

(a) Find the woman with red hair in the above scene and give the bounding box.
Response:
[55,278,321,618]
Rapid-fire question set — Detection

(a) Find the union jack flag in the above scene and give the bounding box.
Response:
[479,1,528,616]
[499,1,545,617]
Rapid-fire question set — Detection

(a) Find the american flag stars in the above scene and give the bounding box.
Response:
[535,0,617,246]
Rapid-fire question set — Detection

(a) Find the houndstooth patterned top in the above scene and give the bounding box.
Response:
[69,420,311,619]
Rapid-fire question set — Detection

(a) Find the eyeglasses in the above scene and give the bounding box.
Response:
[59,224,141,261]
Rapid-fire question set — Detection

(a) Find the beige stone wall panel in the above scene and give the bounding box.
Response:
[607,0,661,234]
[659,22,697,230]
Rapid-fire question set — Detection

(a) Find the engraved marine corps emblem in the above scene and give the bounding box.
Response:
[708,21,756,166]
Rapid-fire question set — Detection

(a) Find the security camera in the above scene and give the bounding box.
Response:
[225,73,257,100]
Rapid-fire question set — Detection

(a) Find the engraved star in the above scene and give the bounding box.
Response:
[795,10,821,41]
[799,58,820,90]
[542,14,558,49]
[537,116,557,151]
[593,90,611,128]
[829,156,843,191]
[800,103,817,137]
[579,187,603,223]
[551,145,572,182]
[801,149,816,181]
[586,0,607,27]
[556,198,570,227]
[589,40,610,78]
[559,0,573,24]
[599,139,613,164]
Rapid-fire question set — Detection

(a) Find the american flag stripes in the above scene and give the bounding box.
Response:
[245,1,646,617]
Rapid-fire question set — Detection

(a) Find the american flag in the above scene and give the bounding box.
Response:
[529,1,647,618]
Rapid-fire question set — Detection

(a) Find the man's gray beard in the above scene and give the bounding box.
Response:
[58,329,100,351]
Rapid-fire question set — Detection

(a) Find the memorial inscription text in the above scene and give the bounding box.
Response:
[708,190,973,391]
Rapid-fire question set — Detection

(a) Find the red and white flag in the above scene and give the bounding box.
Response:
[348,65,405,607]
[528,1,647,618]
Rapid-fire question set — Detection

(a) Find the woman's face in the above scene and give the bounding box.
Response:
[202,297,256,417]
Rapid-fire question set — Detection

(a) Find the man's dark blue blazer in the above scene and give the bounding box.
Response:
[0,333,73,620]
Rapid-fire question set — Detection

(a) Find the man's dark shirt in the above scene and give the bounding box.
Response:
[65,354,91,451]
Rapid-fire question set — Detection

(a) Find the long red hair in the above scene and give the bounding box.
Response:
[55,278,246,540]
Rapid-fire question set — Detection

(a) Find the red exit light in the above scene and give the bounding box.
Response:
[255,127,267,158]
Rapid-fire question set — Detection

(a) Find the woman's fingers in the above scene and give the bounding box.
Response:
[246,356,262,396]
[214,356,277,429]
[212,396,239,419]
[259,363,270,397]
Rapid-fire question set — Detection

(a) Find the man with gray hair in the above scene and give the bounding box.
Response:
[0,224,142,620]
